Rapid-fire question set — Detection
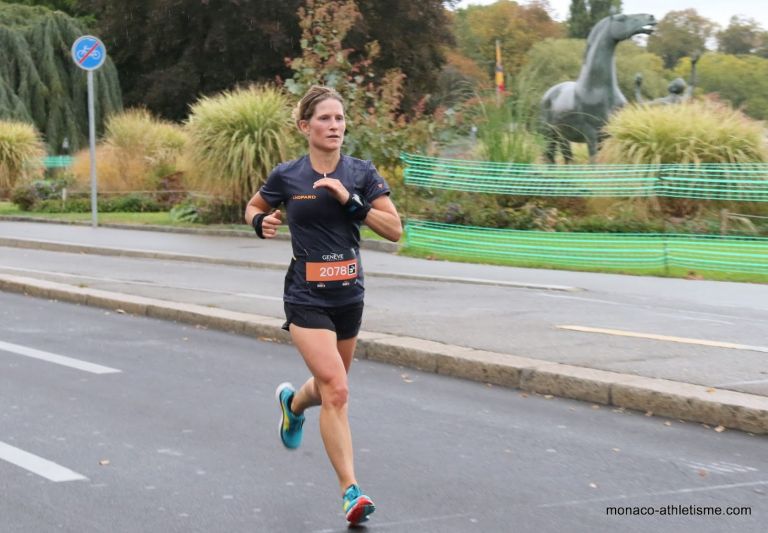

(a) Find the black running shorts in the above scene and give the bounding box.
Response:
[282,301,364,340]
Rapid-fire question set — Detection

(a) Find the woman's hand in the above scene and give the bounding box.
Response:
[313,177,350,204]
[261,210,283,238]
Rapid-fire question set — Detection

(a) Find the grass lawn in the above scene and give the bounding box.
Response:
[403,221,768,284]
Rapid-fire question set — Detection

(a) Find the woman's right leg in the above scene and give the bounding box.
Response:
[291,336,357,414]
[288,324,357,494]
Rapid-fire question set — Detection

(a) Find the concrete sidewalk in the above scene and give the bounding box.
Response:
[1,219,766,434]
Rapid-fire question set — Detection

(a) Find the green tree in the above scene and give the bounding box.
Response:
[0,2,122,152]
[348,0,455,111]
[453,0,563,78]
[718,16,765,55]
[567,0,622,39]
[2,0,78,14]
[81,0,304,120]
[647,9,717,69]
[286,0,432,172]
[567,0,590,38]
[676,53,768,120]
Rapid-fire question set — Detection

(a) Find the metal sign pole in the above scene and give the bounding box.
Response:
[87,70,98,227]
[71,34,106,228]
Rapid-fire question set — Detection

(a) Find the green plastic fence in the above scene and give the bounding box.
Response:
[406,220,768,275]
[402,153,768,201]
[43,156,74,169]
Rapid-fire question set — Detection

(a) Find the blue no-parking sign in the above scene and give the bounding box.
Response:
[71,35,107,71]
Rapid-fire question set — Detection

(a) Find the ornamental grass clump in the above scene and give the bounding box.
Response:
[0,119,44,194]
[70,109,187,192]
[599,100,768,164]
[185,85,296,206]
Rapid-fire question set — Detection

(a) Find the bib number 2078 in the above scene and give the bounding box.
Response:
[305,251,358,289]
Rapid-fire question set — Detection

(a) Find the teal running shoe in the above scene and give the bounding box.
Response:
[275,382,304,449]
[342,483,375,525]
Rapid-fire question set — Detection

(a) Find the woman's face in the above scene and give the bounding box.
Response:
[301,98,345,153]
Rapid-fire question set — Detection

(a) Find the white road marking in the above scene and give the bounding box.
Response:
[0,441,87,482]
[558,325,768,354]
[0,265,283,301]
[0,340,121,374]
[715,378,768,387]
[677,459,758,474]
[539,480,768,508]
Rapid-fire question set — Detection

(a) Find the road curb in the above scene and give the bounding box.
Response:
[0,236,580,292]
[2,273,765,434]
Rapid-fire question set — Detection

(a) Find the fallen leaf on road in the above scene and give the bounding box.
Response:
[698,469,708,477]
[543,395,554,400]
[99,459,110,466]
[612,448,620,453]
[664,421,672,427]
[714,425,726,433]
[706,388,716,393]
[116,309,126,314]
[401,373,413,383]
[520,393,529,398]
[591,405,600,410]
[645,411,653,417]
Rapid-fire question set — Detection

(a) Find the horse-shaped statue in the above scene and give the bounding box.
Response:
[540,13,656,163]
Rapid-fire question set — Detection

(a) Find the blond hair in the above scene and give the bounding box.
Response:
[293,85,345,129]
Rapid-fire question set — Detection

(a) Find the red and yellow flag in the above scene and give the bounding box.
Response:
[495,39,505,93]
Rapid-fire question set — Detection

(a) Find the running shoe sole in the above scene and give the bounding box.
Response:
[345,496,375,525]
[275,382,296,449]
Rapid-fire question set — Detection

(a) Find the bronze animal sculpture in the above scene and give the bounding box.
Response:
[540,13,656,163]
[635,52,700,105]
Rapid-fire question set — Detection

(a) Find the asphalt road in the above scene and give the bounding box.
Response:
[1,246,767,395]
[1,292,766,532]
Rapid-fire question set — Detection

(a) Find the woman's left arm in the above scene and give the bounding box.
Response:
[364,195,402,242]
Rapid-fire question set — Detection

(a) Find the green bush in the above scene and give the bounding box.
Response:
[34,198,89,213]
[186,85,295,206]
[599,100,768,164]
[169,202,200,223]
[101,194,160,213]
[71,108,187,193]
[0,120,45,193]
[10,183,38,210]
[30,194,160,213]
[31,178,68,200]
[561,215,666,233]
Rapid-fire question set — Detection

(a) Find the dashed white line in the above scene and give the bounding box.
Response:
[0,441,87,482]
[0,340,121,374]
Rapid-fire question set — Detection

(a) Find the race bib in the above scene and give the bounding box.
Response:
[304,249,358,289]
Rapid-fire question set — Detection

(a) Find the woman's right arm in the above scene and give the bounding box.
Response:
[245,192,283,239]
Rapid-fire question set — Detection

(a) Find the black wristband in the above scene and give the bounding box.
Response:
[344,193,371,221]
[252,213,267,238]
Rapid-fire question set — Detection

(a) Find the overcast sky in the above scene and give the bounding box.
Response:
[453,0,768,29]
